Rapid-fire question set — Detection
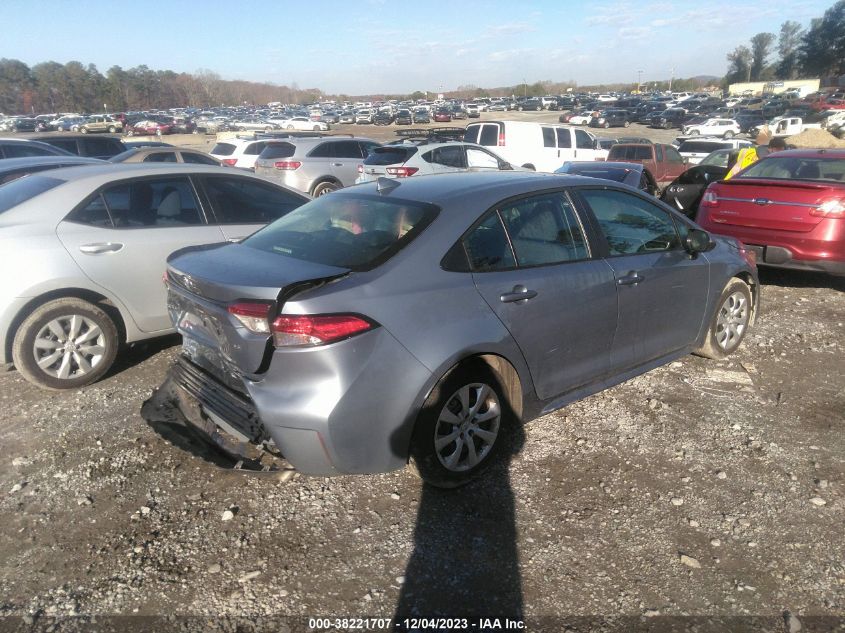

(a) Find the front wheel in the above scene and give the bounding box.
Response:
[80,127,89,134]
[624,120,630,127]
[12,298,119,390]
[723,130,734,138]
[688,129,699,136]
[408,363,512,488]
[694,279,752,360]
[108,126,116,133]
[603,122,610,128]
[286,124,294,130]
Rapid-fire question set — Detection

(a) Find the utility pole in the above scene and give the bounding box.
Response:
[637,69,643,93]
[669,67,675,92]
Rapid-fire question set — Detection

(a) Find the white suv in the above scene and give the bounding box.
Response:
[209,137,274,169]
[682,118,741,138]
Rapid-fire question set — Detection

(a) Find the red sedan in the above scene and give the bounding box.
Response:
[126,120,173,136]
[698,149,845,275]
[433,109,452,122]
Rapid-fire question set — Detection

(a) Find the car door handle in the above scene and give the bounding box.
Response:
[79,242,124,254]
[617,272,644,286]
[332,162,343,166]
[500,285,538,303]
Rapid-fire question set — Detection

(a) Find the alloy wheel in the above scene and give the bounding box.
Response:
[32,315,107,380]
[715,291,748,351]
[434,383,501,472]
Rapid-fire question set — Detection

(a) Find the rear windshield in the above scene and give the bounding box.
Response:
[258,143,296,160]
[243,193,438,270]
[0,175,63,214]
[561,165,634,182]
[736,156,845,182]
[210,142,236,156]
[678,141,728,154]
[608,145,653,160]
[363,146,418,166]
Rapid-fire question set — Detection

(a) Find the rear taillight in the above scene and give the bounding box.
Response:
[498,131,505,146]
[701,189,719,208]
[385,166,419,177]
[810,198,845,219]
[228,302,273,334]
[271,314,376,347]
[222,158,237,167]
[274,160,302,170]
[738,243,757,267]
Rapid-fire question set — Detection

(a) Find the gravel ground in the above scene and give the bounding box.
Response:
[1,119,843,632]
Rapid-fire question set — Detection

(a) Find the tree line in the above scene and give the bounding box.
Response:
[725,0,844,84]
[0,62,326,115]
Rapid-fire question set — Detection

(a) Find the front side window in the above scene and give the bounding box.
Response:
[498,192,589,266]
[574,129,593,149]
[579,188,680,256]
[201,176,306,224]
[479,124,499,147]
[143,152,177,163]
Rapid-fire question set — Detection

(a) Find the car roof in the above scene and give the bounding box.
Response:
[346,171,609,206]
[764,149,845,159]
[25,162,255,184]
[0,156,103,171]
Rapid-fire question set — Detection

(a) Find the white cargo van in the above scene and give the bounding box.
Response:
[464,120,606,172]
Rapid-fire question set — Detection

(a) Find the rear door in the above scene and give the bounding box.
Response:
[329,140,366,186]
[196,174,307,242]
[56,176,225,333]
[467,190,618,399]
[576,187,709,370]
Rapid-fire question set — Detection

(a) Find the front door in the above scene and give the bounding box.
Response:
[467,191,618,400]
[577,188,709,371]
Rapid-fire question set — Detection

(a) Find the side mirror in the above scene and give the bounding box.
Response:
[685,228,715,254]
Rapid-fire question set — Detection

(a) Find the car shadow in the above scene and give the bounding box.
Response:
[105,333,182,379]
[757,267,845,292]
[392,404,526,628]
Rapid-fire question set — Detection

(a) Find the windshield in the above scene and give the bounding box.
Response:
[737,156,845,182]
[243,193,438,270]
[0,175,64,214]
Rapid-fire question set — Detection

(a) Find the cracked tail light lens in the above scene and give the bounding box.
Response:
[228,302,273,334]
[271,314,376,347]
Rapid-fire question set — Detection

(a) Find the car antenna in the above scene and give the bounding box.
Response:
[377,177,401,195]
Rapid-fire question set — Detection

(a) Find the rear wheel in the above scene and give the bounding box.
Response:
[312,181,339,196]
[80,127,89,134]
[286,125,294,130]
[624,120,630,127]
[688,129,699,136]
[313,125,320,131]
[723,130,734,138]
[694,279,752,360]
[408,363,512,488]
[108,126,116,133]
[12,298,119,390]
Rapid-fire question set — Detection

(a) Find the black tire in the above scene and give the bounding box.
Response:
[12,298,119,390]
[603,122,610,129]
[312,181,339,196]
[723,130,734,139]
[688,129,699,136]
[80,127,89,134]
[694,279,753,360]
[126,129,135,136]
[624,120,630,127]
[408,362,513,488]
[108,126,116,133]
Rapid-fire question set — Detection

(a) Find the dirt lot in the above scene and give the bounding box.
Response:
[1,118,844,632]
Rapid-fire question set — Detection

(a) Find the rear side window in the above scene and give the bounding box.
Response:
[0,175,63,215]
[479,125,499,147]
[201,176,306,224]
[556,128,572,149]
[99,177,203,227]
[82,138,123,158]
[464,212,515,271]
[143,152,177,163]
[429,146,465,168]
[244,142,267,156]
[42,139,78,154]
[542,127,556,148]
[181,152,218,165]
[258,143,296,160]
[364,146,417,166]
[464,125,480,144]
[308,143,333,158]
[333,141,365,159]
[211,142,236,156]
[498,192,589,266]
[66,193,112,227]
[2,143,55,158]
[243,193,438,270]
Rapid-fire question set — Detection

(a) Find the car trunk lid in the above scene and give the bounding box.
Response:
[707,178,836,232]
[166,242,349,385]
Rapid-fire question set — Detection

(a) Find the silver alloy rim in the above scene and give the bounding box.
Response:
[434,383,501,472]
[32,315,106,380]
[715,291,748,350]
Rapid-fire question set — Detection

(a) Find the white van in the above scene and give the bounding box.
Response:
[464,120,606,172]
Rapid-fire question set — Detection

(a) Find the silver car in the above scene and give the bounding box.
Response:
[145,172,759,487]
[254,137,380,196]
[0,163,308,389]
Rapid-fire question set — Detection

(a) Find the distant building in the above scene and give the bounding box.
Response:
[728,79,820,97]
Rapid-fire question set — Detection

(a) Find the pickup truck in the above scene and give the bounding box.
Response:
[753,116,822,139]
[605,143,687,190]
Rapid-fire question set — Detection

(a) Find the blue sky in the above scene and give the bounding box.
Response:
[1,0,832,94]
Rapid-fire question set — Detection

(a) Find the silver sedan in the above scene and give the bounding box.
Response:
[0,163,308,389]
